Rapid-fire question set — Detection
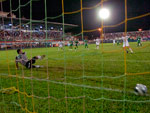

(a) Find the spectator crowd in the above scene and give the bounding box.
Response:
[104,30,150,41]
[0,29,63,41]
[0,29,150,49]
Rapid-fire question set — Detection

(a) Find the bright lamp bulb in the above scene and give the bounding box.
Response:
[99,8,110,19]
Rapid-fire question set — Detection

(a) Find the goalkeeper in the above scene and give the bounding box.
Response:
[15,49,45,69]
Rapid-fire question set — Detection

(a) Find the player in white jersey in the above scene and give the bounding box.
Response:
[96,38,100,49]
[113,39,115,46]
[15,49,45,69]
[122,33,133,53]
[58,41,64,50]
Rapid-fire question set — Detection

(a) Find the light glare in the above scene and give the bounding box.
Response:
[99,8,110,19]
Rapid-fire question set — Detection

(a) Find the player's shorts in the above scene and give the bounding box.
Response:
[25,57,36,69]
[123,42,129,47]
[75,44,78,46]
[96,42,100,45]
[70,44,73,46]
[59,45,63,48]
[85,44,88,46]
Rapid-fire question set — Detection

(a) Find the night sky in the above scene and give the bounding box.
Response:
[1,0,150,34]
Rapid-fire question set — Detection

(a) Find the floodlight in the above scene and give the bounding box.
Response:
[98,28,102,31]
[51,27,54,30]
[99,8,110,19]
[9,24,12,26]
[40,26,43,29]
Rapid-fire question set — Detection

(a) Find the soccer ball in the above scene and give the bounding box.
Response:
[134,84,147,96]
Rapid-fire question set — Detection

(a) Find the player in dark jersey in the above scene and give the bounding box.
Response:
[69,40,73,49]
[117,40,120,46]
[74,38,79,50]
[137,36,142,46]
[84,39,88,48]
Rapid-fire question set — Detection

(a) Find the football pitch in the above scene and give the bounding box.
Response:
[0,42,150,113]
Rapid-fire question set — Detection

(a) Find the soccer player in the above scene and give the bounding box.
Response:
[15,49,45,69]
[96,38,100,49]
[69,39,73,49]
[84,39,88,49]
[113,39,116,46]
[122,33,133,53]
[117,40,120,46]
[58,41,64,50]
[137,36,142,46]
[74,38,79,50]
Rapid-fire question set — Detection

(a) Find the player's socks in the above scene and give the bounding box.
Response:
[37,56,41,59]
[37,55,46,60]
[129,48,133,53]
[41,55,46,60]
[35,65,40,68]
[35,65,44,68]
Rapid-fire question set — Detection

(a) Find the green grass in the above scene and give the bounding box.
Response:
[0,42,150,113]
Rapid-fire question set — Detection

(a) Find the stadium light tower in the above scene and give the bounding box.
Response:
[98,8,110,50]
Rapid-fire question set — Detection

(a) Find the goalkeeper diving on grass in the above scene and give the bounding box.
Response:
[15,49,45,69]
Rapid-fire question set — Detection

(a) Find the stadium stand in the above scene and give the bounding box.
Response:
[0,13,77,49]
